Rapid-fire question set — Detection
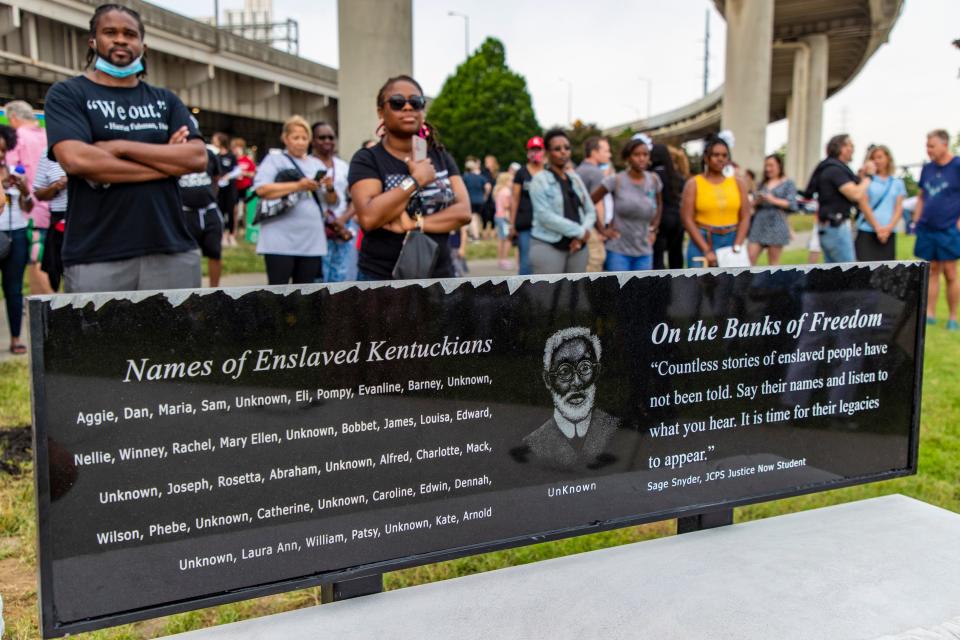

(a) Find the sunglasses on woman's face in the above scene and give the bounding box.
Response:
[386,94,426,111]
[315,135,335,141]
[550,144,571,152]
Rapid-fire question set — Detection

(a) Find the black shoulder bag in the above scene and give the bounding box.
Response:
[253,154,320,226]
[391,152,442,280]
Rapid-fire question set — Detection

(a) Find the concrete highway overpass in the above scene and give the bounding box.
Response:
[0,0,340,153]
[604,0,904,180]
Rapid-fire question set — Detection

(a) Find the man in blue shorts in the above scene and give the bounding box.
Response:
[913,129,960,329]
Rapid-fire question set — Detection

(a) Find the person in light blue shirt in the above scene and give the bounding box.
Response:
[855,145,905,262]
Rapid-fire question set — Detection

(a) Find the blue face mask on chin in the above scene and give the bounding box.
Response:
[94,55,143,78]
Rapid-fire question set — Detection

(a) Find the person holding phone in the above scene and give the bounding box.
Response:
[253,115,328,284]
[348,75,470,281]
[0,124,32,354]
[748,154,797,266]
[312,121,357,282]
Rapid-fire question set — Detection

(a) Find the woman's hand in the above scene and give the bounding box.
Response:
[382,210,418,234]
[704,249,718,267]
[297,177,320,192]
[569,238,584,254]
[604,228,621,241]
[406,157,436,188]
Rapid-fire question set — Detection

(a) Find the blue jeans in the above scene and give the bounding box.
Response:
[321,221,359,283]
[686,228,736,267]
[819,223,855,263]
[1,228,28,338]
[604,250,652,271]
[516,229,533,276]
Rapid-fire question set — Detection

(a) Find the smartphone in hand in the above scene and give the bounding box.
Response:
[413,136,428,162]
[314,168,327,181]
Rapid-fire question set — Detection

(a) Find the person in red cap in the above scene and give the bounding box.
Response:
[509,135,545,275]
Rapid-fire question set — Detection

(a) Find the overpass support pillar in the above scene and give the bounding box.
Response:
[721,0,774,175]
[802,34,828,183]
[786,35,828,185]
[337,0,413,156]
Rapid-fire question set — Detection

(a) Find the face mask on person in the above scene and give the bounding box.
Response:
[95,55,144,78]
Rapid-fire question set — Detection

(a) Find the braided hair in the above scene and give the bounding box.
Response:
[85,4,147,77]
[376,75,445,152]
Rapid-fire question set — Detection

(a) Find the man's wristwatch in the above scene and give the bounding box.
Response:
[400,176,419,194]
[733,243,743,253]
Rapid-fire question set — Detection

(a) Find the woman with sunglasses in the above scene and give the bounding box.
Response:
[528,129,596,274]
[680,135,750,267]
[348,75,470,280]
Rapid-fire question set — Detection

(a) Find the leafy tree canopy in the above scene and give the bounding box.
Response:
[427,38,541,168]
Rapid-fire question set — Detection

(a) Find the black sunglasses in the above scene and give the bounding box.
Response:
[550,144,571,152]
[315,135,335,141]
[386,94,426,111]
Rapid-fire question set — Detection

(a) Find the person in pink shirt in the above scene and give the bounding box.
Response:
[493,171,514,270]
[4,100,53,293]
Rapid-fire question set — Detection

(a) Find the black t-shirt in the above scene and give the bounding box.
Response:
[348,142,461,279]
[44,75,199,266]
[179,149,221,209]
[513,166,536,231]
[553,175,582,251]
[810,159,859,221]
[217,151,238,194]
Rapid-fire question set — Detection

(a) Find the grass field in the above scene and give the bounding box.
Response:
[0,225,954,639]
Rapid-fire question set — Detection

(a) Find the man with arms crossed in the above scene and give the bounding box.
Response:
[44,3,206,293]
[913,129,960,329]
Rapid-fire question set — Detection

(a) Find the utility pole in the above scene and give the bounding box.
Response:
[703,9,710,96]
[448,11,469,59]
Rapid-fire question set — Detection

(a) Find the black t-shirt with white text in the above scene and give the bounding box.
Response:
[348,143,461,279]
[179,149,221,210]
[44,75,199,266]
[513,166,536,231]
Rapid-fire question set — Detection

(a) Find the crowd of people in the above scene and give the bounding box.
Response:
[0,2,958,357]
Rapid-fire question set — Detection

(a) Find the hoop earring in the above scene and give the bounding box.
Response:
[376,120,385,138]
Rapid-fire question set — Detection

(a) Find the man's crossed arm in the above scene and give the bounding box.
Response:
[53,125,206,184]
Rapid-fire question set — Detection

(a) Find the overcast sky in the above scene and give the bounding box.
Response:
[153,0,960,169]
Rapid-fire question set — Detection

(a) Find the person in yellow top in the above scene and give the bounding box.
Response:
[680,135,751,267]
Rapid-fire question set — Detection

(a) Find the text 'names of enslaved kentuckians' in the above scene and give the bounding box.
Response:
[73,338,501,575]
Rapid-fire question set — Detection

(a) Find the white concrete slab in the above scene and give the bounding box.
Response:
[165,495,960,640]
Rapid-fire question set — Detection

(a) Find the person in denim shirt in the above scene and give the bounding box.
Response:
[530,129,596,274]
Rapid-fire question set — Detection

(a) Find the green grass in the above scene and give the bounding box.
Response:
[0,237,955,638]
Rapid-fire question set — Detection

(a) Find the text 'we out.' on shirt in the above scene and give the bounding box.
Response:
[43,75,199,267]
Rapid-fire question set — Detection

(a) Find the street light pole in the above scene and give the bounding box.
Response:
[637,76,653,118]
[559,77,572,124]
[448,11,469,59]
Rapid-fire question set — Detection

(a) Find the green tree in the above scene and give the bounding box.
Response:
[427,38,540,168]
